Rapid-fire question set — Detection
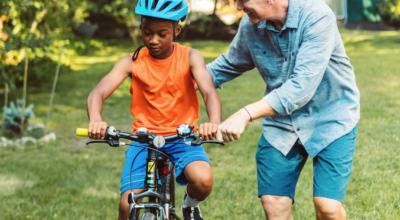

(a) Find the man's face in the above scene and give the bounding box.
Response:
[141,17,181,59]
[237,0,270,23]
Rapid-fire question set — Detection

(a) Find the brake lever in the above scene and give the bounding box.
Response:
[86,140,108,145]
[202,140,225,146]
[86,139,125,147]
[188,134,225,146]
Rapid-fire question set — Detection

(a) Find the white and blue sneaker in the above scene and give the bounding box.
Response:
[181,192,204,220]
[181,206,203,220]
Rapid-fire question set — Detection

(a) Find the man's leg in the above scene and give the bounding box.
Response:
[314,197,345,220]
[260,195,293,220]
[312,125,358,220]
[256,135,308,220]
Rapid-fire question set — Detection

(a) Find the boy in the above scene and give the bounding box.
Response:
[86,0,221,219]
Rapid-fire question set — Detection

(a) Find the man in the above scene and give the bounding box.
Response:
[207,0,360,219]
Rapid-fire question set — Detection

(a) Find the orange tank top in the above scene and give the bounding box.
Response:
[130,43,199,135]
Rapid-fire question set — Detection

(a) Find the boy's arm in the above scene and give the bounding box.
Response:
[87,55,132,139]
[189,49,222,140]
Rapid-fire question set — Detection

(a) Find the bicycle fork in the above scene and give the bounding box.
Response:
[127,147,174,220]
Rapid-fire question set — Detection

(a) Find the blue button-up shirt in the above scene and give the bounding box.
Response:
[206,0,360,158]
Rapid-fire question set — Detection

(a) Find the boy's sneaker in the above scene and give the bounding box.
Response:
[181,206,203,220]
[181,192,204,220]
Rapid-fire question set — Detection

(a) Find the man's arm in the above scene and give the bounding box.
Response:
[218,14,337,143]
[87,55,132,139]
[189,49,222,140]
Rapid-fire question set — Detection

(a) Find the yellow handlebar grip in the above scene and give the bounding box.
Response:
[76,128,89,137]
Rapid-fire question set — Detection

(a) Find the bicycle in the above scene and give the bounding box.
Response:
[76,124,224,220]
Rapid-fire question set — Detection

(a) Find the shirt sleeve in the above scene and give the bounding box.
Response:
[264,14,337,115]
[206,18,255,88]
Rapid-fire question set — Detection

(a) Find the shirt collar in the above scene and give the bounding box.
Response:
[257,0,301,31]
[285,0,301,28]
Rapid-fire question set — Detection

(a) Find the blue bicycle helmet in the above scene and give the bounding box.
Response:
[135,0,188,21]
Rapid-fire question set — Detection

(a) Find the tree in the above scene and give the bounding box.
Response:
[84,0,140,44]
[0,0,87,88]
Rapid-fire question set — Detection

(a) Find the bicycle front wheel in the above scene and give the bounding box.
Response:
[138,212,157,220]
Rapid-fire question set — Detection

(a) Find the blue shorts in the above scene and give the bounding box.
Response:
[120,139,211,194]
[256,125,358,203]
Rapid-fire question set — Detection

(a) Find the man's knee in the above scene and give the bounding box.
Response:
[314,197,344,220]
[261,195,292,215]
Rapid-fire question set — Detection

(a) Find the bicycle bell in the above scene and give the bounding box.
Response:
[177,123,193,139]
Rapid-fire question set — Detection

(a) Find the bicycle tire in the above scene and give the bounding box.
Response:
[170,169,176,210]
[169,170,176,220]
[138,212,157,220]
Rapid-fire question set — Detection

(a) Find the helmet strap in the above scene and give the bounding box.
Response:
[172,21,176,42]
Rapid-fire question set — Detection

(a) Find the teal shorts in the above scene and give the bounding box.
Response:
[256,125,358,202]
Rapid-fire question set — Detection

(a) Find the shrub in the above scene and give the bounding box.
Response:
[377,0,400,30]
[3,100,35,138]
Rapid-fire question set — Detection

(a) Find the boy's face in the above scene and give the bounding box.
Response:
[141,17,181,59]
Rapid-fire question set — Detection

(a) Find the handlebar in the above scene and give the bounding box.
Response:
[76,125,224,148]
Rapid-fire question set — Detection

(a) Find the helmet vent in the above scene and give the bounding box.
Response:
[138,0,141,6]
[145,0,149,9]
[158,1,172,12]
[170,2,182,12]
[151,0,159,10]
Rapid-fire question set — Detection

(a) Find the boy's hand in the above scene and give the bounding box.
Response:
[88,121,108,139]
[199,123,218,140]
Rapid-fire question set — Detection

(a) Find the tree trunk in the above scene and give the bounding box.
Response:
[206,0,218,39]
[228,0,235,9]
[4,83,8,108]
[21,50,29,135]
[128,26,139,46]
[46,47,63,129]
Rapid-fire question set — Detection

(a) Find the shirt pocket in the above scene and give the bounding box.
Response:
[253,48,283,89]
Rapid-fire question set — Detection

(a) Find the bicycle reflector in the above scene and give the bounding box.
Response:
[163,166,169,175]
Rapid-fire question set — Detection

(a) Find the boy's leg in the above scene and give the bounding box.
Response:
[119,189,144,220]
[180,161,212,220]
[183,161,213,201]
[119,144,148,220]
[313,125,358,220]
[166,140,211,220]
[256,134,308,220]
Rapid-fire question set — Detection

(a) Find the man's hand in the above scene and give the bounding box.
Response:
[216,100,278,143]
[199,123,218,140]
[88,121,108,139]
[217,108,251,143]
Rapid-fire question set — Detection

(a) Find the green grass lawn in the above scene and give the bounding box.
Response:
[1,27,400,219]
